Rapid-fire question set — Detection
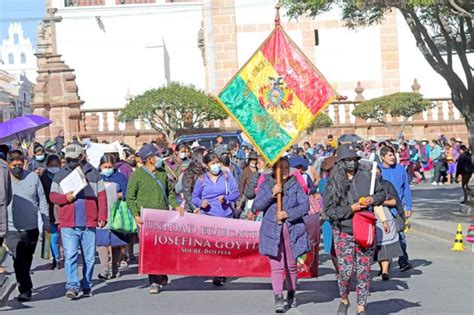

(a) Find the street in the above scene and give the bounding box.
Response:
[1,226,472,314]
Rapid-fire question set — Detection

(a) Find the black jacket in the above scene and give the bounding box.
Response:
[456,152,473,176]
[323,170,385,235]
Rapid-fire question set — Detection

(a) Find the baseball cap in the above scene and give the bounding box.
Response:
[137,143,159,161]
[63,144,85,159]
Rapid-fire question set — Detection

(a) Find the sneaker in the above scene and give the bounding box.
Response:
[148,283,161,294]
[98,272,110,280]
[337,301,350,315]
[400,263,413,272]
[82,289,93,297]
[120,260,128,268]
[17,291,32,302]
[431,182,438,186]
[382,273,390,281]
[0,277,16,307]
[274,294,284,313]
[65,288,79,299]
[439,182,444,186]
[212,277,224,287]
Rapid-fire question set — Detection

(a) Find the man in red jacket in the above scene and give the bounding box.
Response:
[50,144,107,299]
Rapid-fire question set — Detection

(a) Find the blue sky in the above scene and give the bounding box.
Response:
[0,0,46,49]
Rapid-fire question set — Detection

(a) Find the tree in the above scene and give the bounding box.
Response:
[306,112,333,134]
[352,92,434,136]
[119,83,228,143]
[283,0,474,150]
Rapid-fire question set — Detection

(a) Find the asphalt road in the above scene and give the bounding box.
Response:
[0,230,472,315]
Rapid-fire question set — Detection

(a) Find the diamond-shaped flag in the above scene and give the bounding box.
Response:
[216,25,336,164]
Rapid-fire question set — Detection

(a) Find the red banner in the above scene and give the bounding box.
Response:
[139,209,271,277]
[138,209,319,278]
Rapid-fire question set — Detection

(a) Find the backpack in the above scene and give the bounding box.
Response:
[353,211,377,248]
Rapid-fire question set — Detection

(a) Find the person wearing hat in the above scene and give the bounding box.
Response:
[50,144,108,299]
[237,151,260,219]
[126,143,182,294]
[5,150,50,302]
[323,145,385,315]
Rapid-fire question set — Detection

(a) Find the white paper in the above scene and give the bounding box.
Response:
[60,166,87,196]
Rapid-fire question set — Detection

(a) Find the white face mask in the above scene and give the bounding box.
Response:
[48,167,60,174]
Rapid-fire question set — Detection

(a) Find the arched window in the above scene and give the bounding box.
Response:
[20,53,26,64]
[13,33,19,45]
[8,53,14,64]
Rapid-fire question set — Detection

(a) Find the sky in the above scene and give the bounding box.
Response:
[0,0,46,49]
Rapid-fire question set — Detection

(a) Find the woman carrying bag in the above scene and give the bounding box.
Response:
[252,157,310,313]
[323,145,385,315]
[96,155,129,280]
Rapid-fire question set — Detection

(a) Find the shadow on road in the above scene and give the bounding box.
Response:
[366,298,421,314]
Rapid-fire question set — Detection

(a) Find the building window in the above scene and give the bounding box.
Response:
[8,53,14,64]
[13,34,19,45]
[20,53,26,64]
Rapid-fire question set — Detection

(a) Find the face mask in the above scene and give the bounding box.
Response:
[155,157,164,169]
[35,154,45,162]
[67,159,81,170]
[11,166,23,178]
[258,168,265,174]
[344,160,358,172]
[250,162,257,168]
[101,168,114,177]
[179,153,188,160]
[210,163,221,175]
[48,167,60,175]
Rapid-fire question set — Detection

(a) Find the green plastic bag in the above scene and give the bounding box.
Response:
[109,201,138,234]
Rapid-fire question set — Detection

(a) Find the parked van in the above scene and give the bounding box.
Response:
[174,131,245,149]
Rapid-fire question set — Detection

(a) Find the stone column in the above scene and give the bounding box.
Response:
[30,3,83,144]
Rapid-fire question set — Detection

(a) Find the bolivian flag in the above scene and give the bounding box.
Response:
[216,25,336,165]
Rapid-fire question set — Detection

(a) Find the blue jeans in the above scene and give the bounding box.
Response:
[398,232,409,267]
[61,227,96,291]
[50,224,61,262]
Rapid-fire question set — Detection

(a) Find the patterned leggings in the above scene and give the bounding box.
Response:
[333,229,374,306]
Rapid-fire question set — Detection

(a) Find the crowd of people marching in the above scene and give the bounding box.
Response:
[0,131,472,314]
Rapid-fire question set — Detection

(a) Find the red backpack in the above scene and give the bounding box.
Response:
[353,211,377,248]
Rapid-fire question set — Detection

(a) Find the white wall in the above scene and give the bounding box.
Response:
[0,23,37,83]
[315,27,384,99]
[54,2,205,109]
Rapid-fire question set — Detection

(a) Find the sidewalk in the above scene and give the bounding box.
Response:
[410,184,472,244]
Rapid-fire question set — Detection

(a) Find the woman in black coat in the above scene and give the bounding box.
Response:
[456,145,473,204]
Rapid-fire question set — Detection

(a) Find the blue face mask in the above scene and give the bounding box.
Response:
[155,157,164,169]
[36,154,45,162]
[210,163,221,175]
[101,168,114,177]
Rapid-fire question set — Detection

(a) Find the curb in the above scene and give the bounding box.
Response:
[409,221,455,242]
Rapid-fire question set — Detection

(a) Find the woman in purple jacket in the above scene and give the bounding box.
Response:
[192,151,240,286]
[252,157,310,313]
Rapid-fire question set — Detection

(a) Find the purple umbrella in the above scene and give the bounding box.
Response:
[0,114,52,142]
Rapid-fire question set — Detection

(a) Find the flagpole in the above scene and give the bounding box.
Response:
[276,159,283,225]
[274,1,283,225]
[274,1,281,26]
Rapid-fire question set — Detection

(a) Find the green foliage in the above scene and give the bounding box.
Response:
[284,0,473,147]
[119,82,227,142]
[352,92,433,126]
[307,112,333,133]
